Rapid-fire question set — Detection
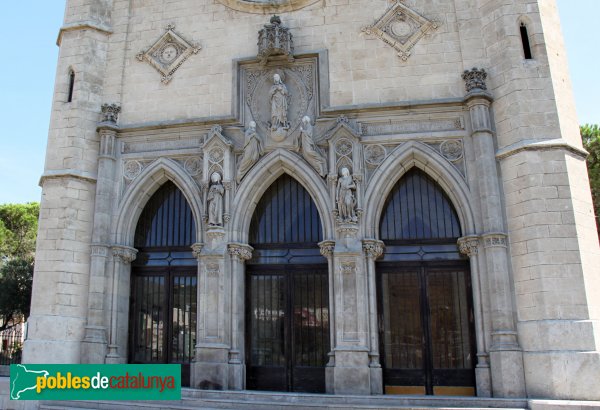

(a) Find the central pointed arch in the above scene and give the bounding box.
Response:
[230,149,333,243]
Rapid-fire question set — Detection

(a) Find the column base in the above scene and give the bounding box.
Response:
[475,364,492,397]
[191,345,230,390]
[330,349,371,395]
[228,362,245,390]
[369,365,383,394]
[490,349,525,397]
[81,326,108,364]
[105,345,125,364]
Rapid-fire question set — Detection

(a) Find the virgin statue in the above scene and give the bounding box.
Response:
[269,73,289,131]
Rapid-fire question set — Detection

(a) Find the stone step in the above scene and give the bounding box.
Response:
[36,389,529,410]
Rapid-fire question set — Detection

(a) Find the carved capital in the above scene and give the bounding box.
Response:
[462,68,487,93]
[111,245,137,264]
[228,243,253,261]
[191,242,204,258]
[362,239,385,260]
[318,240,335,257]
[457,236,480,257]
[482,232,508,249]
[101,103,121,124]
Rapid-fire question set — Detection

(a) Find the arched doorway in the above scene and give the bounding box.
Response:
[246,174,330,393]
[377,168,476,396]
[128,181,198,387]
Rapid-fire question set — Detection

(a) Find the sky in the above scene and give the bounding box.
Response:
[0,1,597,205]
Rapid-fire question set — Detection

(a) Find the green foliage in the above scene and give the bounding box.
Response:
[0,202,39,330]
[0,202,39,261]
[581,124,600,233]
[0,258,34,332]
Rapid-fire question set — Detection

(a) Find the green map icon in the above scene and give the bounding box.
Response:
[10,364,49,400]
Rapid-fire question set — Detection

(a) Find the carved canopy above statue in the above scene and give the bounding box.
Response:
[216,0,320,13]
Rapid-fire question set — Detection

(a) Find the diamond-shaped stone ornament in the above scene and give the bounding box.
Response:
[137,24,201,84]
[362,1,438,61]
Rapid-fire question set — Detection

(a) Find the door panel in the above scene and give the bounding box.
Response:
[378,263,475,395]
[246,266,329,392]
[130,269,197,387]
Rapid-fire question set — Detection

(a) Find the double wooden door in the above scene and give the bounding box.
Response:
[377,262,476,395]
[129,267,197,387]
[246,265,330,393]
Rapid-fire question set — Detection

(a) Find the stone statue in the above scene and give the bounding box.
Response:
[269,73,289,132]
[336,167,358,223]
[237,121,263,181]
[300,116,326,177]
[207,172,225,226]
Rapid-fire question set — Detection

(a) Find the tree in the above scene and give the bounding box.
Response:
[0,258,33,332]
[0,202,39,261]
[581,124,600,234]
[0,202,39,331]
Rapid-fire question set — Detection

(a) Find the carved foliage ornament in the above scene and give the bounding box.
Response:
[137,24,201,84]
[363,1,439,61]
[101,103,121,124]
[462,68,488,92]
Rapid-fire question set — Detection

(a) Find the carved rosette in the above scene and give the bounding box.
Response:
[363,1,439,61]
[101,103,121,124]
[257,16,294,65]
[123,160,143,180]
[137,24,201,84]
[191,243,204,259]
[112,245,138,264]
[318,240,335,258]
[462,68,488,93]
[482,233,508,248]
[362,240,385,260]
[457,236,480,257]
[440,140,464,162]
[228,243,254,261]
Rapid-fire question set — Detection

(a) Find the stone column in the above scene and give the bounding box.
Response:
[105,245,137,364]
[458,235,491,397]
[362,239,384,395]
[319,240,336,393]
[227,243,253,390]
[463,68,525,397]
[330,225,371,395]
[81,107,120,364]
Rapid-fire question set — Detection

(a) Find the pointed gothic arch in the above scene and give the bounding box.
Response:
[114,157,203,247]
[230,149,333,243]
[363,141,476,239]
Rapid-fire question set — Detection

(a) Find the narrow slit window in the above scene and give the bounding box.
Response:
[520,23,533,60]
[67,70,75,102]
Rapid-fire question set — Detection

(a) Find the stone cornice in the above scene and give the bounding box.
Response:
[57,21,113,46]
[39,170,98,187]
[496,138,588,161]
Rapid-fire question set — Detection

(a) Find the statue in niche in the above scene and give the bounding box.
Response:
[237,121,263,182]
[300,116,326,177]
[269,73,290,141]
[207,172,225,226]
[336,167,358,223]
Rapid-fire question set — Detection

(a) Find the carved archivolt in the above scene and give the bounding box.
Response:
[216,0,320,14]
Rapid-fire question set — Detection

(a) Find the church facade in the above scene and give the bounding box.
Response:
[24,0,600,403]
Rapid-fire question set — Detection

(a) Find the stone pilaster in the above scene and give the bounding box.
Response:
[464,69,525,397]
[458,235,491,397]
[105,245,137,364]
[227,243,253,390]
[362,239,384,395]
[192,234,231,390]
[329,227,371,395]
[81,109,120,364]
